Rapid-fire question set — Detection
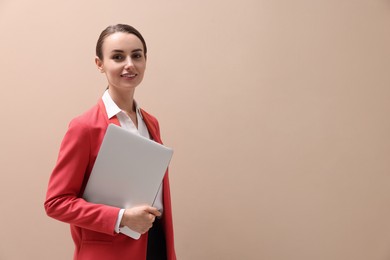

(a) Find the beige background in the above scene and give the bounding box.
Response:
[1,0,390,259]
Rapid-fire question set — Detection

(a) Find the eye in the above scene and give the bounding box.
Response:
[132,52,143,59]
[112,54,124,61]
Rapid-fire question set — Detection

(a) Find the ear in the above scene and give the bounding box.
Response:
[95,56,104,73]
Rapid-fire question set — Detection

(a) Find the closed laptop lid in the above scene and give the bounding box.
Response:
[83,123,173,218]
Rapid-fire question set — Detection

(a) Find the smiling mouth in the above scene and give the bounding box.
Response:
[121,73,137,78]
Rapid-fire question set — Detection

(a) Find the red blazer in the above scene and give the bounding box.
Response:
[44,100,176,260]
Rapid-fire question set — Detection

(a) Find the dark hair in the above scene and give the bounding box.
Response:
[96,24,147,60]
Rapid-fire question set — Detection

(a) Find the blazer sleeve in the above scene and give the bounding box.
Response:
[44,118,119,235]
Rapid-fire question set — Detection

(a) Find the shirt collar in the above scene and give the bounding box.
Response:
[102,90,143,119]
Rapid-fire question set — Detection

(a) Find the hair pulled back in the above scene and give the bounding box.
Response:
[96,24,147,60]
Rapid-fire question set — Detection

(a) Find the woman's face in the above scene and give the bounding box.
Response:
[95,32,146,92]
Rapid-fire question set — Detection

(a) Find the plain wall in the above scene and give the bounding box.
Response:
[1,0,390,259]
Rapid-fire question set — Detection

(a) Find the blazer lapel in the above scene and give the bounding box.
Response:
[99,99,160,144]
[140,109,162,144]
[98,99,121,126]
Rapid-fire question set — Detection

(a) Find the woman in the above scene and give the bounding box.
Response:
[44,24,176,260]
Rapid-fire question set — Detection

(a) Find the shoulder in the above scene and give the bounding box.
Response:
[68,102,107,128]
[71,103,101,125]
[65,103,107,139]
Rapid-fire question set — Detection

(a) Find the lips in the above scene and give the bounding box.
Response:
[121,73,137,78]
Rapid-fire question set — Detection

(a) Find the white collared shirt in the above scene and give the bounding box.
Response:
[102,90,163,233]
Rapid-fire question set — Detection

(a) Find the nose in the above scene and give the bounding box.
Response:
[124,57,134,70]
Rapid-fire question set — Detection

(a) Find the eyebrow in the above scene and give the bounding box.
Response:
[111,49,143,53]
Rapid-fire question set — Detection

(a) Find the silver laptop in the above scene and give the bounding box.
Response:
[83,124,173,239]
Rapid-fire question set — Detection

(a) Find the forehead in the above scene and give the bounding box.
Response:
[102,32,144,53]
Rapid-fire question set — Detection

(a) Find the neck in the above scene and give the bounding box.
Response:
[108,87,136,114]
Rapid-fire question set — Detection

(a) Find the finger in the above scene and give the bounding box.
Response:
[145,206,161,217]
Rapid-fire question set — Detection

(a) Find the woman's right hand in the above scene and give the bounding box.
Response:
[120,205,161,234]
